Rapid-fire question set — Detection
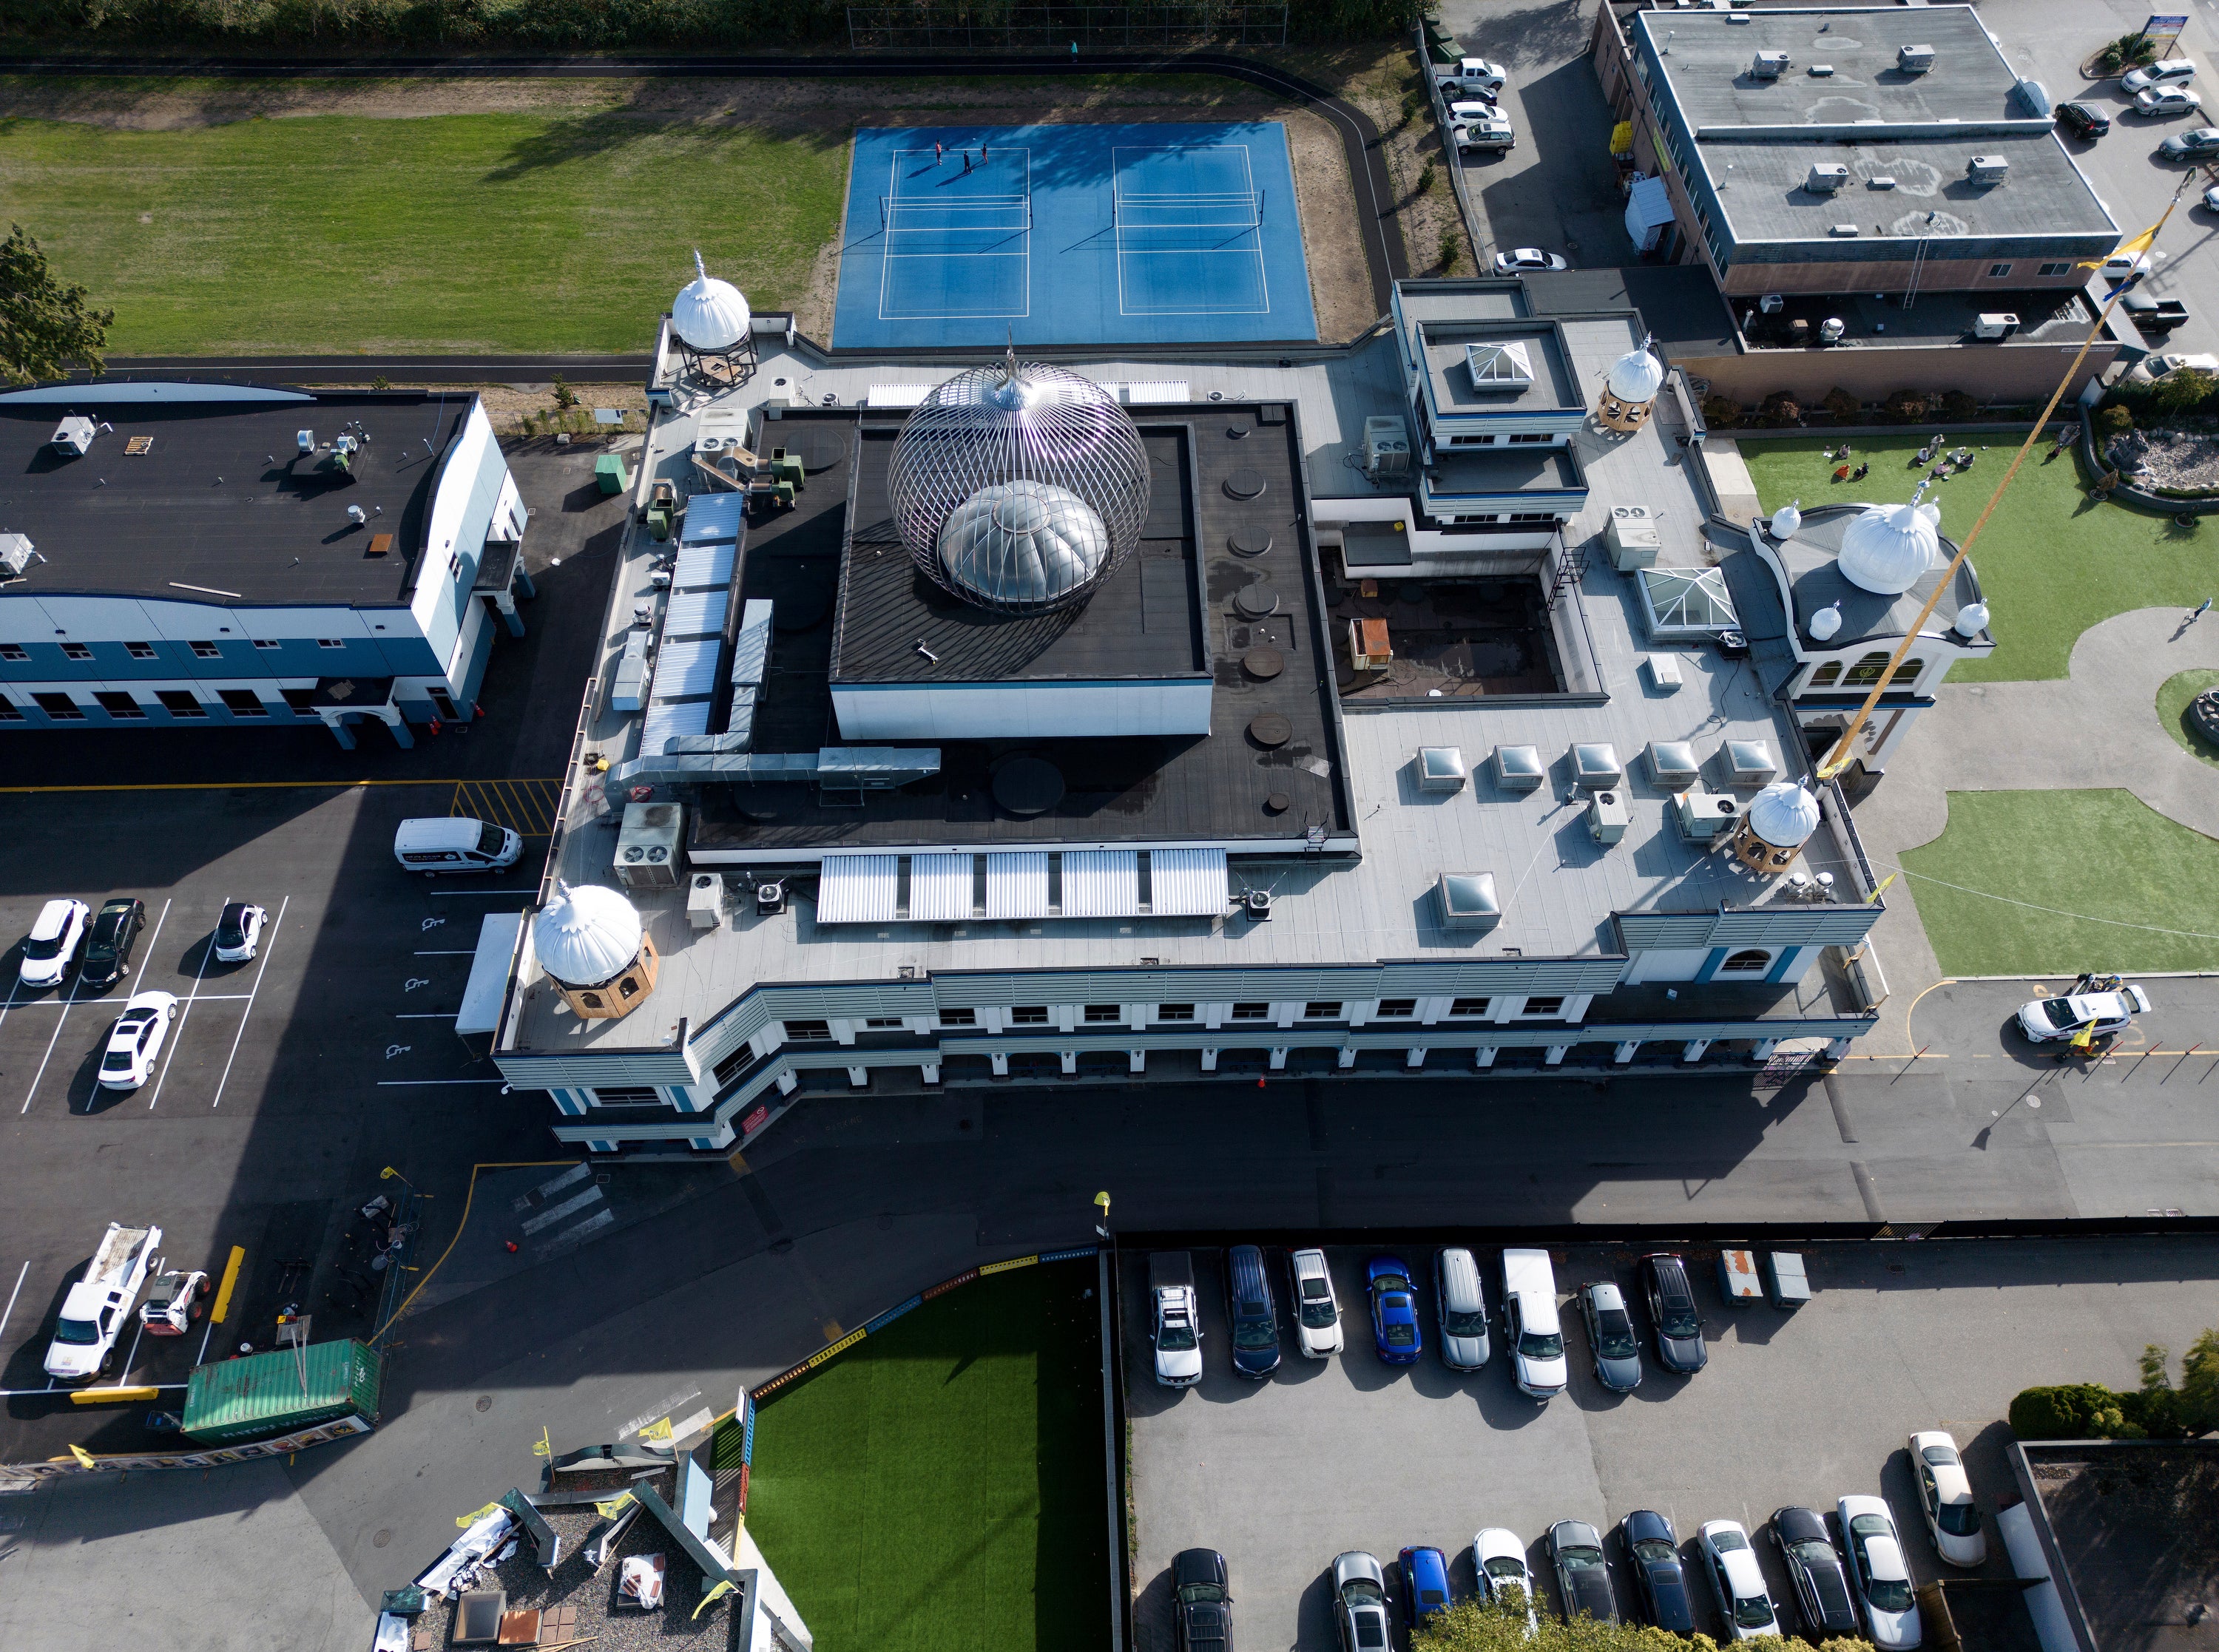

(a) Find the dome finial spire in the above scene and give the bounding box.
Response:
[692,248,708,282]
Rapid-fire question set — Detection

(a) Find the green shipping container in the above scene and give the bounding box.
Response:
[183,1338,384,1446]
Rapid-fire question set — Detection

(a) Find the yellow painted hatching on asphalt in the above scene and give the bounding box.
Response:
[210,1245,247,1324]
[450,777,564,836]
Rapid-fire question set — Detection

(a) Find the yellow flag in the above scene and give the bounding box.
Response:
[2081,220,2161,269]
[1865,871,1899,905]
[455,1499,502,1529]
[68,1443,97,1469]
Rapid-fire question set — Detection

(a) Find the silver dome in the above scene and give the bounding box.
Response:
[887,351,1149,615]
[937,480,1110,614]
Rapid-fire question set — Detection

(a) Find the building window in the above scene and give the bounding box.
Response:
[1083,1003,1122,1023]
[1512,512,1560,524]
[32,692,82,720]
[1157,1003,1195,1022]
[430,690,460,721]
[156,690,205,718]
[0,695,19,720]
[125,641,157,660]
[1376,999,1417,1018]
[2039,262,2072,277]
[189,640,220,658]
[1448,997,1491,1018]
[1010,1006,1049,1025]
[938,1008,977,1027]
[1509,432,1553,444]
[1809,660,1843,688]
[590,1086,661,1106]
[1448,433,1498,446]
[318,638,347,649]
[1302,1001,1343,1020]
[0,643,24,662]
[61,643,91,661]
[864,1017,906,1029]
[218,689,267,717]
[254,638,282,651]
[1843,651,1893,686]
[579,992,604,1010]
[1987,263,2012,278]
[1231,1003,1270,1020]
[1453,514,1501,524]
[1720,949,1772,975]
[783,1019,831,1041]
[94,691,144,720]
[1516,996,1567,1018]
[280,688,316,714]
[1891,657,1925,686]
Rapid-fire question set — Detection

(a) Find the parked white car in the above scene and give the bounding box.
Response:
[2015,984,2149,1042]
[1698,1521,1782,1640]
[2123,58,2198,95]
[1838,1496,1922,1650]
[1472,1528,1540,1635]
[1451,106,1516,151]
[1494,248,1570,274]
[212,901,268,964]
[2147,353,2219,380]
[1291,1247,1345,1358]
[19,898,90,988]
[1909,1431,1987,1566]
[2134,85,2203,117]
[98,992,178,1090]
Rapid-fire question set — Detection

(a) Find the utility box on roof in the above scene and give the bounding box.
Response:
[183,1338,383,1444]
[595,453,632,495]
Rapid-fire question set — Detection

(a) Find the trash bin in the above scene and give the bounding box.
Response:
[595,453,632,495]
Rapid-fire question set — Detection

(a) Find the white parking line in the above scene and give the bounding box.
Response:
[209,895,287,1111]
[375,1078,506,1086]
[394,1012,458,1020]
[20,978,85,1114]
[0,1259,28,1348]
[117,1316,146,1386]
[0,976,21,1035]
[146,894,225,1111]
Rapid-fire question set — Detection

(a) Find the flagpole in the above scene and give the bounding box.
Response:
[1812,171,2198,782]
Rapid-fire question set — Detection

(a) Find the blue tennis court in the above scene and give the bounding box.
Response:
[833,122,1316,349]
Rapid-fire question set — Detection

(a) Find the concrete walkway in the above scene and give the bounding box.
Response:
[1849,603,2219,1003]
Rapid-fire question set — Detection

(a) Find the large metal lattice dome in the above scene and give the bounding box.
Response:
[887,351,1149,615]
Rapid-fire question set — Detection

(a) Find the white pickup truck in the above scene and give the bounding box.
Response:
[1148,1251,1203,1387]
[45,1221,163,1381]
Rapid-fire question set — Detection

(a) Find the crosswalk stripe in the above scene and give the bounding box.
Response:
[520,1185,604,1235]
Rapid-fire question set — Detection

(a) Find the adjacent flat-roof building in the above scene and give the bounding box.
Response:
[482,279,1907,1159]
[1593,4,2118,297]
[0,383,534,743]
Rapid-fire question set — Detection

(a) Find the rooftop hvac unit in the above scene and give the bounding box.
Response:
[1759,294,1784,314]
[1808,64,1834,78]
[1673,788,1743,843]
[1819,317,1846,344]
[1587,789,1629,844]
[1974,312,2021,339]
[1868,175,1897,190]
[50,416,97,457]
[613,801,685,890]
[1967,155,2008,184]
[610,631,654,712]
[1752,51,1791,78]
[1829,223,1861,237]
[1806,163,1849,193]
[1898,43,1935,73]
[0,533,35,579]
[1362,416,1411,478]
[1606,504,1662,570]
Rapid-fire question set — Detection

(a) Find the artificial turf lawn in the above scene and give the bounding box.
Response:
[1899,788,2219,975]
[0,105,845,353]
[1738,435,2218,683]
[742,1258,1110,1652]
[2157,668,2219,770]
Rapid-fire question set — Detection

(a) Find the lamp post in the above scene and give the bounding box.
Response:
[1093,1190,1113,1242]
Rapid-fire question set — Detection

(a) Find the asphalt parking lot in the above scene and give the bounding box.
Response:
[1122,1235,2219,1652]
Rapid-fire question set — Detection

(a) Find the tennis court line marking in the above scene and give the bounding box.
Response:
[879,146,1032,322]
[1112,143,1270,319]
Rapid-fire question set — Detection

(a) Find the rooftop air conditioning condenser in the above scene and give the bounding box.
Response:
[1806,163,1849,194]
[1752,51,1791,78]
[613,801,685,890]
[1362,416,1411,478]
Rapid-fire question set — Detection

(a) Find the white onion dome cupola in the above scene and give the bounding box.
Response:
[1769,498,1802,543]
[1837,498,1939,595]
[887,348,1150,615]
[1732,780,1823,876]
[1595,332,1664,433]
[1809,602,1842,642]
[533,881,659,1020]
[1953,600,1990,639]
[672,249,751,353]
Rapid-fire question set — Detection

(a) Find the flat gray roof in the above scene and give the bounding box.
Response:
[1418,322,1579,411]
[1427,444,1582,493]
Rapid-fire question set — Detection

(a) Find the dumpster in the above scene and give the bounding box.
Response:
[595,453,632,496]
[183,1338,384,1445]
[1763,1251,1811,1309]
[1716,1248,1763,1307]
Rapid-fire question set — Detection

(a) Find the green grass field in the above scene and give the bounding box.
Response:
[743,1259,1110,1652]
[0,106,847,353]
[2158,668,2219,770]
[1739,436,2216,683]
[1900,788,2219,975]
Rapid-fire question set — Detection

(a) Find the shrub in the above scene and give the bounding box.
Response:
[1939,390,1979,422]
[2149,368,2218,419]
[2010,1384,2125,1440]
[1757,391,1803,428]
[369,373,391,391]
[2097,404,2134,437]
[1416,1595,1878,1652]
[1417,157,1438,196]
[1701,393,1742,429]
[1437,226,1462,274]
[2098,32,2157,74]
[1822,387,1861,422]
[552,373,578,410]
[1882,389,1931,424]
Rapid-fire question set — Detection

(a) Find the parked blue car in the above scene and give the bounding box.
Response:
[1399,1546,1453,1631]
[1367,1255,1422,1365]
[1225,1244,1281,1378]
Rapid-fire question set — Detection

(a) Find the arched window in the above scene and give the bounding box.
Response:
[580,992,604,1009]
[1720,949,1772,974]
[1809,660,1842,688]
[1890,657,1925,686]
[1843,651,1893,685]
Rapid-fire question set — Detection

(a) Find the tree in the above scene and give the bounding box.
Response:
[0,223,112,386]
[1414,1594,1877,1652]
[2149,368,2215,419]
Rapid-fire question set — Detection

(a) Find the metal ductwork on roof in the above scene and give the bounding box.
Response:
[601,746,942,809]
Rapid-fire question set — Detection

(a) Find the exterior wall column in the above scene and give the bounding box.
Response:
[846,1066,868,1087]
[493,589,526,638]
[1475,1046,1499,1068]
[753,1026,785,1059]
[1056,1006,1078,1033]
[1123,1004,1148,1030]
[1825,1037,1853,1060]
[980,1006,1009,1034]
[1201,1003,1230,1031]
[830,1018,857,1046]
[1613,1041,1641,1065]
[1129,1049,1146,1073]
[1490,997,1523,1023]
[1416,995,1450,1026]
[1865,708,1916,768]
[1406,1047,1425,1069]
[921,1063,940,1084]
[1059,1051,1077,1074]
[991,1052,1010,1076]
[1752,1038,1780,1060]
[1682,1038,1711,1062]
[1561,994,1593,1022]
[1271,1001,1299,1030]
[1201,1048,1219,1071]
[1544,1045,1570,1065]
[1338,1046,1357,1069]
[775,1069,797,1095]
[1269,1047,1288,1070]
[1348,1000,1377,1029]
[550,1088,590,1116]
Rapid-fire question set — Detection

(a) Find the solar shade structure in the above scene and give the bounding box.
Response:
[886,354,1149,615]
[1061,850,1140,918]
[908,853,974,921]
[985,852,1053,918]
[817,854,900,924]
[1148,849,1228,916]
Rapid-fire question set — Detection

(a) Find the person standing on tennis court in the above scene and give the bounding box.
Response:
[935,141,943,165]
[962,150,973,175]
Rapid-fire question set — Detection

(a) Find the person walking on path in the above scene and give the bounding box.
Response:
[2190,598,2212,624]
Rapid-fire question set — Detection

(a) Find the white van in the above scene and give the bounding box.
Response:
[394,817,522,876]
[1501,1248,1569,1401]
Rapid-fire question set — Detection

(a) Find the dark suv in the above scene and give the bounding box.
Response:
[80,898,146,989]
[2054,101,2111,139]
[1172,1548,1234,1652]
[1639,1253,1708,1373]
[1223,1245,1280,1378]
